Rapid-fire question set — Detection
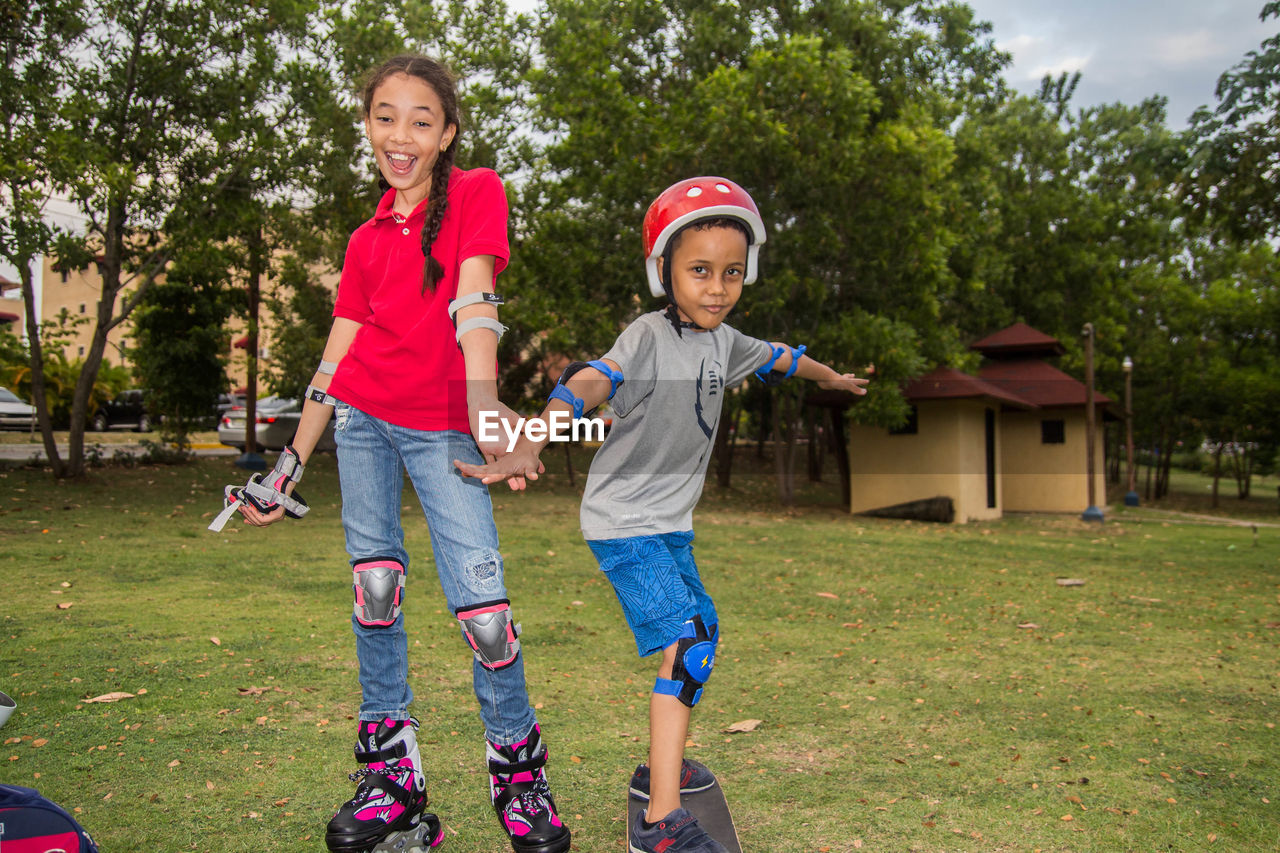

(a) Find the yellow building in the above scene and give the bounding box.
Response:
[848,324,1110,523]
[0,274,23,337]
[4,254,328,392]
[847,367,1032,524]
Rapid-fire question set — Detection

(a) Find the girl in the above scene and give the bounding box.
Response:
[236,55,569,853]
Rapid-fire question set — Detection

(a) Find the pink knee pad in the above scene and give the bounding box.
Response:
[456,599,521,670]
[353,558,405,628]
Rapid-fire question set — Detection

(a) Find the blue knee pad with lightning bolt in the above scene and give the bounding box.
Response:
[654,615,718,707]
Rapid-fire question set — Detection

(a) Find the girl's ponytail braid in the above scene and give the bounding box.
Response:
[419,143,456,293]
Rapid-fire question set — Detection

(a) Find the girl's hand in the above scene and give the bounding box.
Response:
[237,500,287,526]
[468,398,523,458]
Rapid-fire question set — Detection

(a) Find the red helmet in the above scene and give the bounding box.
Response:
[642,177,766,298]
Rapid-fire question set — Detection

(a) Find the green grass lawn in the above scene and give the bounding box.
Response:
[1,449,1277,852]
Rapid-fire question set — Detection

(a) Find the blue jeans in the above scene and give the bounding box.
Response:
[334,402,538,745]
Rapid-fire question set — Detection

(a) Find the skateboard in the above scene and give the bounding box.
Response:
[626,760,742,853]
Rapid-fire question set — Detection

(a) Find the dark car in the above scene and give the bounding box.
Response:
[217,395,336,452]
[91,389,152,432]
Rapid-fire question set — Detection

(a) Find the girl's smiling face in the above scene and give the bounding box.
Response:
[662,224,748,331]
[364,72,457,214]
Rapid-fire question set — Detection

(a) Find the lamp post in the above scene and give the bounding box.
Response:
[1123,356,1139,507]
[1081,323,1104,522]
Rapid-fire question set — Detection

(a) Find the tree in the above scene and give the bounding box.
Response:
[262,256,335,401]
[130,255,232,449]
[1187,2,1280,241]
[0,0,87,471]
[46,0,313,476]
[522,0,1010,501]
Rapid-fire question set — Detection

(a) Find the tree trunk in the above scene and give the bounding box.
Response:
[1211,443,1222,509]
[772,387,799,506]
[17,254,66,477]
[756,389,770,460]
[1156,425,1173,500]
[713,398,739,489]
[562,441,575,487]
[828,407,851,510]
[1106,422,1121,484]
[1143,435,1155,501]
[66,203,127,478]
[806,406,823,482]
[243,227,264,456]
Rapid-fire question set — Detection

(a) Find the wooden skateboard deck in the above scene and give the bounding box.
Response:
[626,761,741,853]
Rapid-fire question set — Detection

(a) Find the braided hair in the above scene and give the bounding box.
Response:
[361,54,461,293]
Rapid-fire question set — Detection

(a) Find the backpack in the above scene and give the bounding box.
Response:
[0,784,99,853]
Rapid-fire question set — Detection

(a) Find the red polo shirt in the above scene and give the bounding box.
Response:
[328,167,510,432]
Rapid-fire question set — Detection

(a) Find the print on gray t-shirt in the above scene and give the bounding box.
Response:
[580,311,773,540]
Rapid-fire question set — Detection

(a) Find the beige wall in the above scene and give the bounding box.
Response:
[27,254,339,390]
[38,257,133,367]
[1000,410,1107,513]
[848,399,1002,524]
[0,287,24,336]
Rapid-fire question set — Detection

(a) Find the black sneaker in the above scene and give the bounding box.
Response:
[628,759,717,801]
[629,808,727,853]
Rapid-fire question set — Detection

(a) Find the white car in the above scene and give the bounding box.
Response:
[217,395,336,452]
[0,387,36,430]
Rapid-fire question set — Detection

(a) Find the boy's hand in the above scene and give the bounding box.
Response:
[454,439,546,491]
[818,372,871,395]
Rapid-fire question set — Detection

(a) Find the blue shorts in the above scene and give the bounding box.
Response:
[586,530,718,658]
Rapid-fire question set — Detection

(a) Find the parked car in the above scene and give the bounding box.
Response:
[91,389,153,432]
[217,395,336,452]
[0,387,37,430]
[216,393,246,416]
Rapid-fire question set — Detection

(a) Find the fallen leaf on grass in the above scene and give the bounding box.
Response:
[210,637,221,646]
[724,719,762,734]
[1017,622,1040,629]
[237,686,274,696]
[55,602,73,610]
[84,692,134,704]
[816,592,839,600]
[1055,578,1086,587]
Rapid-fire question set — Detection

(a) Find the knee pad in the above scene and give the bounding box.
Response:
[352,558,405,628]
[654,615,718,707]
[457,599,521,671]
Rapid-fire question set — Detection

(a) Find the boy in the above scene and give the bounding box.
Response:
[457,177,868,853]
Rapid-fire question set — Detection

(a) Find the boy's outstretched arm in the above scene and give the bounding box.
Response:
[454,358,623,490]
[767,344,872,395]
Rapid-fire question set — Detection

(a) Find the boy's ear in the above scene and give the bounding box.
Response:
[656,255,665,284]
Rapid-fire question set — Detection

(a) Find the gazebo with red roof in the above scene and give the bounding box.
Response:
[845,324,1109,522]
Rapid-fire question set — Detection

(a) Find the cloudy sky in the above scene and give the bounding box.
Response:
[967,0,1275,127]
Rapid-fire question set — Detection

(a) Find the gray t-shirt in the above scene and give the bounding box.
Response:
[580,311,773,540]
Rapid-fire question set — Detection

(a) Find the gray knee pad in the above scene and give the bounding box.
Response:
[654,615,718,707]
[352,557,405,628]
[456,599,521,670]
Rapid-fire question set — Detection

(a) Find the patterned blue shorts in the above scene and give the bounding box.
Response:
[586,530,718,657]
